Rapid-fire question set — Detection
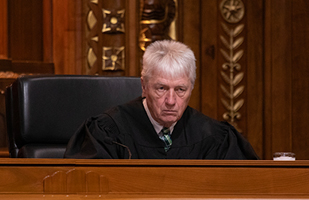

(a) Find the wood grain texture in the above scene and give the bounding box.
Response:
[201,0,218,119]
[182,0,201,111]
[0,159,309,198]
[8,0,43,61]
[291,0,309,160]
[270,0,293,154]
[52,0,83,74]
[2,0,309,161]
[264,0,273,160]
[264,0,309,160]
[0,0,8,59]
[246,0,264,159]
[42,0,53,63]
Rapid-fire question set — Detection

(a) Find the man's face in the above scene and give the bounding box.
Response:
[142,71,193,127]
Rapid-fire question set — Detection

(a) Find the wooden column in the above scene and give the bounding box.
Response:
[52,0,83,74]
[0,0,8,59]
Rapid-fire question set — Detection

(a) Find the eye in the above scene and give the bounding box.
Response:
[158,86,165,91]
[156,85,166,94]
[176,87,187,96]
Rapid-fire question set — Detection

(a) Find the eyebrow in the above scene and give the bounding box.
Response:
[154,82,189,88]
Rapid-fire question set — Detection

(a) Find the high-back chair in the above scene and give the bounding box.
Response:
[5,75,142,158]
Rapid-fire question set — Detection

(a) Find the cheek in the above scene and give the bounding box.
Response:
[155,97,166,109]
[177,97,190,109]
[177,101,186,110]
[148,94,164,109]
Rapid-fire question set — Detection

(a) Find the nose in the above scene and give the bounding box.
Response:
[165,90,176,106]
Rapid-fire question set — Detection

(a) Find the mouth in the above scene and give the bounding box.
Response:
[162,110,177,115]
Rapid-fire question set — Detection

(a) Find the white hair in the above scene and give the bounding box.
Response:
[141,40,196,86]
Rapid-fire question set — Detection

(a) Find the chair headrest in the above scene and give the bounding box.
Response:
[10,75,142,148]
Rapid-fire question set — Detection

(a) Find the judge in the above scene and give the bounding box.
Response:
[64,40,259,159]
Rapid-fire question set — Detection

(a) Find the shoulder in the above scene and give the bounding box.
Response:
[82,98,142,137]
[93,97,145,134]
[103,97,143,117]
[180,106,235,144]
[184,106,230,133]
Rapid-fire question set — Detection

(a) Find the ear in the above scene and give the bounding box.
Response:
[141,77,146,97]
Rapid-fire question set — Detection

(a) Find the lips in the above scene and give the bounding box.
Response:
[162,110,177,115]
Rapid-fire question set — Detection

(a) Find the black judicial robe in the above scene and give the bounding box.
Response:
[64,97,259,159]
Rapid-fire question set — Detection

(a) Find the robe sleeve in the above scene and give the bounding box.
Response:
[64,114,121,159]
[217,122,260,160]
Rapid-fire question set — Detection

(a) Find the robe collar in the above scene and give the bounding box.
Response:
[142,98,176,135]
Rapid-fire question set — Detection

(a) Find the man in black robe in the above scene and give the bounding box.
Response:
[64,40,259,159]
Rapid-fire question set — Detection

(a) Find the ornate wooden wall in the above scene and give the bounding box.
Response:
[263,0,309,160]
[0,0,309,160]
[198,0,309,160]
[200,0,264,158]
[85,0,139,76]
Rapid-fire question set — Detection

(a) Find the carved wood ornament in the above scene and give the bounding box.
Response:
[43,169,109,194]
[139,0,177,51]
[86,0,126,73]
[219,0,245,132]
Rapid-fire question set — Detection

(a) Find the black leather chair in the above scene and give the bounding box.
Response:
[5,75,142,158]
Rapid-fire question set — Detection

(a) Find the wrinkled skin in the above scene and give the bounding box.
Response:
[141,71,193,128]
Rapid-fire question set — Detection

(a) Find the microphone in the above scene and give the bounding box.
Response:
[104,137,132,159]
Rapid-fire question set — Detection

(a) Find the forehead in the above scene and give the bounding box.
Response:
[149,71,191,86]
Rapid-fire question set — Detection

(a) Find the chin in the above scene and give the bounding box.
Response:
[161,117,178,124]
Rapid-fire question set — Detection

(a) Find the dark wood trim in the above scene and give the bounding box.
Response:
[11,61,54,74]
[246,0,264,159]
[43,0,53,62]
[201,0,218,118]
[183,0,201,111]
[0,0,8,59]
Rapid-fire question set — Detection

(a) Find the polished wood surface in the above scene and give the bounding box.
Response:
[0,148,9,157]
[0,159,309,199]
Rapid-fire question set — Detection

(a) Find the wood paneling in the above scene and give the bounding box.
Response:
[199,0,309,159]
[42,0,53,62]
[200,0,264,158]
[264,0,273,160]
[1,0,309,160]
[264,0,309,159]
[0,78,14,148]
[126,0,139,76]
[291,0,309,159]
[182,0,201,111]
[8,0,43,61]
[52,0,83,74]
[270,0,293,155]
[0,159,309,198]
[201,0,218,119]
[245,0,264,159]
[0,0,8,59]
